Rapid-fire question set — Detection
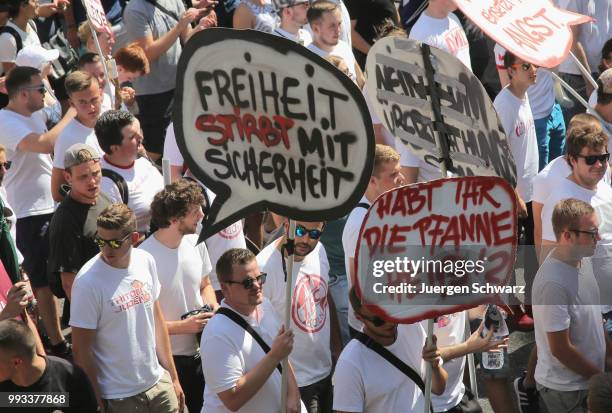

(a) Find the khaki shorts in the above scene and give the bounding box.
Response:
[103,370,179,413]
[537,383,588,413]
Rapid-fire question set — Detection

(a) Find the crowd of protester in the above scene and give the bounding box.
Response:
[1,0,612,412]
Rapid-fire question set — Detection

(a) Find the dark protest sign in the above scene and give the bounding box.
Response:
[365,37,517,187]
[175,29,375,240]
[354,176,518,324]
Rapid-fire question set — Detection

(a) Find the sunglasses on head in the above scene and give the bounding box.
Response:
[94,232,132,249]
[512,62,536,71]
[295,225,322,240]
[226,273,267,290]
[0,161,10,170]
[575,153,610,165]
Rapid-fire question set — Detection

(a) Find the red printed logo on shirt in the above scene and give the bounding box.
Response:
[292,274,328,333]
[110,280,153,313]
[219,221,242,240]
[443,27,469,55]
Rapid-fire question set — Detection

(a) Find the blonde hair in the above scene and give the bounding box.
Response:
[97,203,137,234]
[552,198,595,240]
[373,144,400,176]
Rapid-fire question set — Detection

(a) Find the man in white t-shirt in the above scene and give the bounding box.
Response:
[70,204,184,412]
[307,0,359,83]
[533,198,610,413]
[0,66,73,357]
[272,0,312,46]
[95,109,164,235]
[333,287,447,413]
[257,219,340,412]
[201,248,305,413]
[342,144,405,335]
[51,71,103,202]
[140,179,218,413]
[409,0,471,72]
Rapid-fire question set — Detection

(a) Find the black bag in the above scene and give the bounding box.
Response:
[42,29,79,80]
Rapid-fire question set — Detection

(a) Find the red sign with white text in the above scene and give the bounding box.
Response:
[455,0,592,68]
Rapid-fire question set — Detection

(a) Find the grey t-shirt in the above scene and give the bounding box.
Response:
[123,0,185,95]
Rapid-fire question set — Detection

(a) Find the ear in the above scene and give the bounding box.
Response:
[130,231,140,244]
[63,170,72,185]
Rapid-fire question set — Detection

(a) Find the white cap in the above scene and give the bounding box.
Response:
[15,45,59,70]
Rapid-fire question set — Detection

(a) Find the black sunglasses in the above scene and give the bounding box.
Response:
[575,153,610,166]
[94,232,132,249]
[0,161,10,170]
[360,313,387,327]
[226,273,267,290]
[295,225,322,240]
[21,84,46,94]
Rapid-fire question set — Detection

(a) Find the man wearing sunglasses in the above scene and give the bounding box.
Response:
[273,0,312,46]
[140,179,218,413]
[333,287,448,413]
[0,65,74,358]
[70,204,184,413]
[201,248,305,413]
[532,198,610,413]
[257,219,340,412]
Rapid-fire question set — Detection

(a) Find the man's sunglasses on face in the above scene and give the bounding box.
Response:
[94,232,132,249]
[295,225,322,240]
[21,84,46,94]
[575,153,610,166]
[0,161,11,170]
[360,312,387,327]
[226,273,267,290]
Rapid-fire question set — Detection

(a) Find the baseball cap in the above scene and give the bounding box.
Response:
[64,144,100,170]
[15,45,59,71]
[272,0,310,11]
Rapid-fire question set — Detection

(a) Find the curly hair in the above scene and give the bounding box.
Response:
[150,179,206,228]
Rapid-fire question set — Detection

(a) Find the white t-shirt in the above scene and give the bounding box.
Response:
[307,41,357,82]
[0,21,40,67]
[69,249,164,399]
[201,300,307,413]
[494,43,555,120]
[100,156,164,233]
[257,240,332,387]
[273,27,312,47]
[532,156,572,205]
[342,196,370,331]
[139,233,212,356]
[432,312,466,412]
[0,109,54,218]
[333,322,428,413]
[101,91,113,114]
[53,118,102,169]
[532,255,605,391]
[409,12,472,72]
[303,0,351,49]
[566,0,612,74]
[493,87,539,202]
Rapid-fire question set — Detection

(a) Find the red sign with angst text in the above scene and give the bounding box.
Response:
[455,0,592,68]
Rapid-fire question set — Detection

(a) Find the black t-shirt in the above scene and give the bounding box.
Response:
[345,0,399,67]
[47,193,111,280]
[0,356,97,412]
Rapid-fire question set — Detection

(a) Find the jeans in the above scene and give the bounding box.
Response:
[173,353,204,413]
[299,373,333,413]
[534,102,566,170]
[328,273,350,346]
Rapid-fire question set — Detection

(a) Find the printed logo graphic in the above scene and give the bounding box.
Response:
[292,274,328,333]
[219,221,242,240]
[110,279,153,313]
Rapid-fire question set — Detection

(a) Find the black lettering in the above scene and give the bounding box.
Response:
[213,70,235,107]
[281,77,307,120]
[318,88,349,129]
[259,71,280,114]
[231,68,249,109]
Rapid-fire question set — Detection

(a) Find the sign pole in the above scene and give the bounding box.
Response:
[281,219,296,413]
[424,318,434,413]
[466,317,479,398]
[162,159,171,186]
[569,51,598,91]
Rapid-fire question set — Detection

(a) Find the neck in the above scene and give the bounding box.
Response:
[153,227,183,249]
[226,299,257,317]
[551,247,581,268]
[508,82,529,99]
[13,355,46,387]
[425,4,448,19]
[69,191,97,206]
[313,39,334,53]
[5,102,31,117]
[364,187,379,204]
[13,15,29,30]
[105,154,135,168]
[75,114,96,129]
[102,249,131,269]
[363,326,397,347]
[280,20,300,36]
[569,172,598,191]
[278,236,305,262]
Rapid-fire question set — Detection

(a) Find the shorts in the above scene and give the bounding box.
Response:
[103,370,178,413]
[135,89,174,155]
[16,213,52,289]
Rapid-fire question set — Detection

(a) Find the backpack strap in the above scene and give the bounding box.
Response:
[354,331,434,413]
[0,26,23,53]
[216,307,282,374]
[143,0,179,21]
[355,202,370,210]
[101,169,129,205]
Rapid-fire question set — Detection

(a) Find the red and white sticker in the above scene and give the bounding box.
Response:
[291,274,328,333]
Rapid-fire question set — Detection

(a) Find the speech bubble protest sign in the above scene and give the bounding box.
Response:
[365,37,517,187]
[354,176,518,324]
[455,0,592,68]
[175,29,375,240]
[82,0,110,33]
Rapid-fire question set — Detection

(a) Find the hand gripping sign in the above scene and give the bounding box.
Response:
[455,0,592,68]
[174,29,375,241]
[365,37,517,187]
[354,176,518,324]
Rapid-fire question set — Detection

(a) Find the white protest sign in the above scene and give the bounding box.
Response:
[355,176,518,324]
[455,0,592,68]
[174,29,376,240]
[81,0,109,33]
[366,37,517,188]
